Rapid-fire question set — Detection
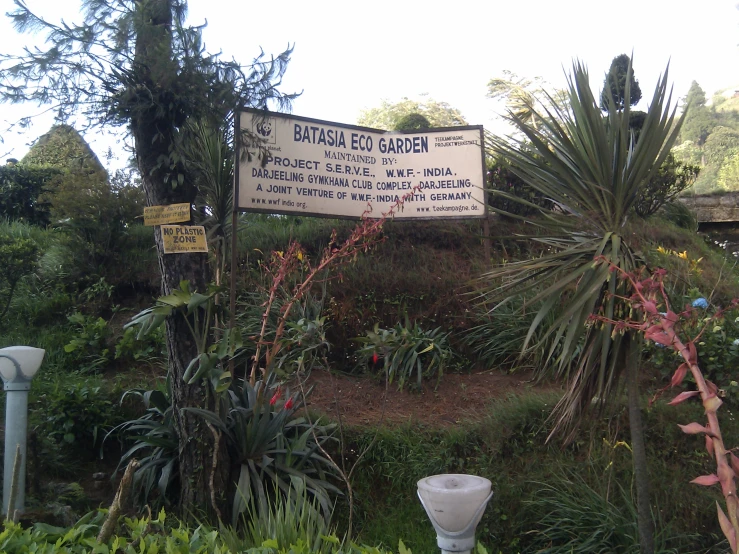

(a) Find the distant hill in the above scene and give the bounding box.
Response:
[673,82,739,195]
[711,88,739,113]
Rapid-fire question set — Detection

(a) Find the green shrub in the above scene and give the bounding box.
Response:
[34,378,123,457]
[354,319,452,389]
[644,303,739,406]
[462,295,557,371]
[0,232,40,320]
[221,481,337,554]
[113,381,179,509]
[273,316,330,376]
[487,159,553,217]
[238,290,330,378]
[634,153,700,217]
[114,325,166,365]
[0,164,60,226]
[63,312,111,373]
[0,508,421,553]
[657,201,698,231]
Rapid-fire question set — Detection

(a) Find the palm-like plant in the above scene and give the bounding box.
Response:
[182,118,235,289]
[482,60,683,554]
[114,382,179,509]
[188,373,340,527]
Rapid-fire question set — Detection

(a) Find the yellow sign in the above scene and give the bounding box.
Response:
[144,203,191,226]
[161,225,208,254]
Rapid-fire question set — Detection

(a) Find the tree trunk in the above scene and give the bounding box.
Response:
[626,335,654,554]
[132,0,230,520]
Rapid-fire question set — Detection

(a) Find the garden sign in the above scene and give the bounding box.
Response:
[236,110,486,220]
[143,202,191,226]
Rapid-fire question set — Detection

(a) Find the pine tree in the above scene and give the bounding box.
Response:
[600,54,642,111]
[680,81,716,146]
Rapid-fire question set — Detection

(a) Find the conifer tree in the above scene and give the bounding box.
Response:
[600,54,642,111]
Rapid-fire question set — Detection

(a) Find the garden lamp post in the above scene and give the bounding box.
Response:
[0,346,44,517]
[417,474,493,554]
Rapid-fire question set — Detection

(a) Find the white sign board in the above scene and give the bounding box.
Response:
[237,111,486,220]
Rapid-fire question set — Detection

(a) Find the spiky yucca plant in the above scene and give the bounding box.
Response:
[481,59,684,554]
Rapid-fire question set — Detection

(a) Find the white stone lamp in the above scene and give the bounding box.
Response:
[0,346,45,384]
[417,474,493,554]
[0,346,45,517]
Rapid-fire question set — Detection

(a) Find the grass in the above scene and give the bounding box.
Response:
[221,483,339,553]
[236,213,355,262]
[336,392,737,553]
[522,465,695,554]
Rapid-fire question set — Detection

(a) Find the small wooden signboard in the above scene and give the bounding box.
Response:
[161,225,208,254]
[144,203,191,226]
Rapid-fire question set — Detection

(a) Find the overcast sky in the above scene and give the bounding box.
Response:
[0,0,737,166]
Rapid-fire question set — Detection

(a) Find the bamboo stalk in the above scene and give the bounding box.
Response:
[97,459,139,543]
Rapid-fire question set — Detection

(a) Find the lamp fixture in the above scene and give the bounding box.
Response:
[0,346,45,518]
[418,474,493,554]
[0,346,45,384]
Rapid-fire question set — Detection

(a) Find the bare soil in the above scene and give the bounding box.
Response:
[298,368,554,428]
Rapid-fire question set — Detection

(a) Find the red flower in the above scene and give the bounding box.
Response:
[284,397,294,410]
[371,352,379,365]
[270,387,281,406]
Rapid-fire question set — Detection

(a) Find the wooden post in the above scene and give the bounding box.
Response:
[482,211,491,265]
[229,112,241,376]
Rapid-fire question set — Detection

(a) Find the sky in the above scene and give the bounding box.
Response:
[0,0,737,168]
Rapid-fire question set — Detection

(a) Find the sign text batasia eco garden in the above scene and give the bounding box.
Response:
[237,111,486,220]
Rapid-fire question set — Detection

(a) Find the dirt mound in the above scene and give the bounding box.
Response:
[298,368,552,427]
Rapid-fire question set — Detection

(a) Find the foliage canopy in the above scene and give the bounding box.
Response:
[0,164,59,225]
[487,70,567,130]
[393,113,431,131]
[358,96,466,130]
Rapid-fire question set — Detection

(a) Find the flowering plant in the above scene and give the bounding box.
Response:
[592,257,739,552]
[354,318,453,390]
[644,296,739,407]
[250,196,414,387]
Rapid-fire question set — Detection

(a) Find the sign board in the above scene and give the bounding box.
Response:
[144,203,191,226]
[161,225,208,254]
[236,110,486,220]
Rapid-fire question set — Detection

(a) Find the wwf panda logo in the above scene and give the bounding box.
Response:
[256,120,272,138]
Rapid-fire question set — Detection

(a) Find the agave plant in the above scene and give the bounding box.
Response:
[481,59,683,554]
[116,372,340,523]
[113,380,179,509]
[355,318,452,390]
[188,372,340,527]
